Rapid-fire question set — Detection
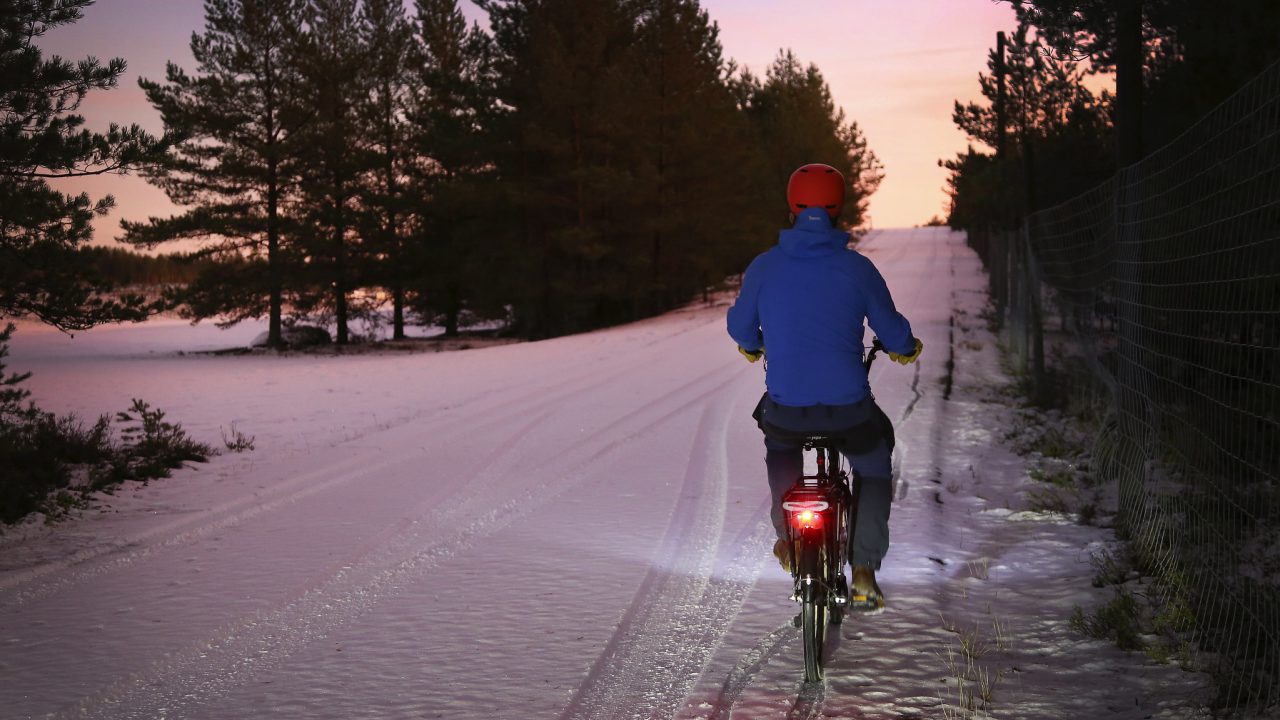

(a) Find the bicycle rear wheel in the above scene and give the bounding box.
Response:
[797,536,827,683]
[801,598,827,682]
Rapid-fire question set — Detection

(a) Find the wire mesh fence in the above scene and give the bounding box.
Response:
[971,60,1280,713]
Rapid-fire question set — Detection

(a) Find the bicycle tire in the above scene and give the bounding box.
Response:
[797,535,827,683]
[801,598,826,682]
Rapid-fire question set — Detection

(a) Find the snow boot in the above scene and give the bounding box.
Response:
[850,564,886,614]
[773,538,794,573]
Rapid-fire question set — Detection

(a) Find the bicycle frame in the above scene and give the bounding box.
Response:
[783,444,853,606]
[782,438,855,684]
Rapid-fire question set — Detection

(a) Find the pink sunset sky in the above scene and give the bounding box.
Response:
[42,0,1036,241]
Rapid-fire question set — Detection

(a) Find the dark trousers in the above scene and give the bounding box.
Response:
[754,394,895,571]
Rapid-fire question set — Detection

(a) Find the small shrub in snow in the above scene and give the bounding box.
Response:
[221,423,256,452]
[0,329,213,524]
[1031,425,1073,458]
[990,616,1009,652]
[966,557,991,581]
[112,400,212,481]
[1090,546,1133,588]
[937,627,1005,718]
[1078,549,1204,669]
[1,327,114,522]
[1028,465,1075,488]
[1077,502,1098,525]
[1070,587,1145,651]
[1146,638,1195,670]
[49,489,85,514]
[1026,487,1071,514]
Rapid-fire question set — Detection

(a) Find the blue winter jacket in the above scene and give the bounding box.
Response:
[726,207,915,407]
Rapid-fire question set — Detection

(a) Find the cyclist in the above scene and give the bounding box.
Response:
[727,162,922,612]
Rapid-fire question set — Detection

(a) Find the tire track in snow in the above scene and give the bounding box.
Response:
[674,508,776,716]
[558,398,732,720]
[0,385,555,609]
[886,227,944,501]
[700,616,840,720]
[0,450,368,596]
[891,361,924,503]
[0,317,727,608]
[13,404,554,717]
[416,355,750,560]
[557,423,777,720]
[55,359,751,720]
[706,623,797,720]
[896,362,925,426]
[788,681,827,720]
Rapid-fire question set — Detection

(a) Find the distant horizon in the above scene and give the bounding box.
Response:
[41,0,1051,250]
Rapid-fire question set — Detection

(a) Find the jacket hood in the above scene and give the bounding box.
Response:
[777,207,850,258]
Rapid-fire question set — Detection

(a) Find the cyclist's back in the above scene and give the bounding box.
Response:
[726,162,922,612]
[727,208,913,406]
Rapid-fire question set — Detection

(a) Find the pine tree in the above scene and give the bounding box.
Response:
[479,0,644,338]
[1006,1,1280,159]
[631,0,767,308]
[409,0,499,337]
[837,118,884,233]
[294,0,369,345]
[357,0,416,339]
[1007,0,1149,164]
[0,0,163,331]
[125,0,310,348]
[947,19,1109,220]
[953,23,1100,156]
[741,51,883,232]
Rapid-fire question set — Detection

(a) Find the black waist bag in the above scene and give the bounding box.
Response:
[752,393,895,456]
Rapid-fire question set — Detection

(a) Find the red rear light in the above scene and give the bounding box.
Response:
[794,509,822,529]
[783,500,829,530]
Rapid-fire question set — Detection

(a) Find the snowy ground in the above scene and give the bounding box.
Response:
[1,228,1212,719]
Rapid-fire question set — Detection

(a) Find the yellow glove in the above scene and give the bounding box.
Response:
[889,338,923,365]
[738,346,764,363]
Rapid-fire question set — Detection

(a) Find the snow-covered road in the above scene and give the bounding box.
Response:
[1,228,1209,718]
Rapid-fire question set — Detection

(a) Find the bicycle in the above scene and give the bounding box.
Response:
[781,338,885,683]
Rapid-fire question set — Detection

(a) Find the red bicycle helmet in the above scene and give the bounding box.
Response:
[786,163,845,219]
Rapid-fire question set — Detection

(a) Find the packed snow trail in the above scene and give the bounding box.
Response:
[1,228,1209,718]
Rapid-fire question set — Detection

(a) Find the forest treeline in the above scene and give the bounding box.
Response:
[943,0,1280,230]
[77,247,215,287]
[118,0,882,345]
[0,0,879,519]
